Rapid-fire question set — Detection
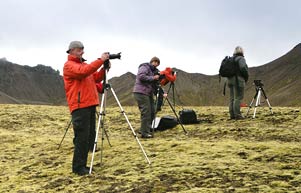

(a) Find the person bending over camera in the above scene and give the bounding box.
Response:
[63,41,109,175]
[133,56,162,138]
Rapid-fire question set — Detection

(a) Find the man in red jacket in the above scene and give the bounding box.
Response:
[63,41,109,175]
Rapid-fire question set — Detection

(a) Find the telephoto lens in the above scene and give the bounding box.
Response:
[109,52,121,60]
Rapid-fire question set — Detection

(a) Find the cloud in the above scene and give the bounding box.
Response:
[0,0,300,77]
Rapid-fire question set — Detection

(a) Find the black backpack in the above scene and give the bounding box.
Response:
[219,56,238,77]
[155,115,178,131]
[179,109,199,124]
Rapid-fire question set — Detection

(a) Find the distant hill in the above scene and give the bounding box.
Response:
[0,59,65,105]
[247,43,301,106]
[0,43,301,106]
[107,43,301,107]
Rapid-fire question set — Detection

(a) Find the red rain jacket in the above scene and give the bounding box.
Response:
[63,55,105,113]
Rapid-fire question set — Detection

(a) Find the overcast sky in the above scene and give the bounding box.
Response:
[0,0,300,78]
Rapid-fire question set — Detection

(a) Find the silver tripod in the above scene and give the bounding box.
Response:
[246,80,273,118]
[89,68,151,174]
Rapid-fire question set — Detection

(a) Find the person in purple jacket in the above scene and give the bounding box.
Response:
[133,56,161,138]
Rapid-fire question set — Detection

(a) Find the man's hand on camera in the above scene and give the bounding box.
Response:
[163,93,168,98]
[153,75,160,80]
[101,52,110,62]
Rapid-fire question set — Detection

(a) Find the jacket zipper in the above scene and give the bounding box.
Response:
[77,91,81,108]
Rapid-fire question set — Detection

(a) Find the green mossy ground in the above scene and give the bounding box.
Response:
[0,104,301,192]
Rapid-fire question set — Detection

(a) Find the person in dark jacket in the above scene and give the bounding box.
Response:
[63,40,109,175]
[228,46,249,120]
[133,56,161,138]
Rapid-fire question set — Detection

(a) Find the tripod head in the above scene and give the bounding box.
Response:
[254,79,264,88]
[100,52,121,93]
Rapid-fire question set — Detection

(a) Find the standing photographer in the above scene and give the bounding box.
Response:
[63,41,109,175]
[228,46,249,120]
[133,57,161,138]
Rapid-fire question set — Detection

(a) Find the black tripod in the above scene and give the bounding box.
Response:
[152,82,187,134]
[57,118,72,150]
[89,66,151,174]
[57,112,112,150]
[246,80,273,118]
[165,82,176,109]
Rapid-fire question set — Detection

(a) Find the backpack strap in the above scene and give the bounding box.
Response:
[233,56,240,89]
[223,80,227,96]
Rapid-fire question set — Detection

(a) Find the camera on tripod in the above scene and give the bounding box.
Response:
[158,74,166,81]
[104,52,121,69]
[254,79,264,87]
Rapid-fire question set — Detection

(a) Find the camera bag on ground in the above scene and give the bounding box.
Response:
[152,115,178,131]
[179,109,199,124]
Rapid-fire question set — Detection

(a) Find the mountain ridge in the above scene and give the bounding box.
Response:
[1,43,301,106]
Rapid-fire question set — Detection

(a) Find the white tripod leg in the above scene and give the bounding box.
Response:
[110,87,151,165]
[89,93,106,174]
[253,90,261,118]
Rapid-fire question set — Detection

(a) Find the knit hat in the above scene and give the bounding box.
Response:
[66,41,84,53]
[150,56,160,64]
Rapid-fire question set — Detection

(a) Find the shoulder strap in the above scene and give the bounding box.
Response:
[233,56,240,89]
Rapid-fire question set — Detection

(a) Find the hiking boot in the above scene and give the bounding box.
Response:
[141,134,153,138]
[235,115,245,120]
[73,167,89,176]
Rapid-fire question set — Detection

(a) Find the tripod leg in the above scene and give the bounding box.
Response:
[152,90,160,133]
[96,112,112,147]
[172,83,175,108]
[89,93,106,174]
[100,115,105,165]
[162,83,175,109]
[246,98,255,117]
[100,90,109,165]
[110,87,151,165]
[253,90,261,118]
[261,88,273,115]
[57,118,72,149]
[103,126,112,147]
[165,97,187,134]
[246,89,259,117]
[152,86,164,133]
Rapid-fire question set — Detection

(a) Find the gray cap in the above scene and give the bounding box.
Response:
[66,41,84,53]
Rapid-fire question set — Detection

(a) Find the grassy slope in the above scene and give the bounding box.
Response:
[0,104,301,192]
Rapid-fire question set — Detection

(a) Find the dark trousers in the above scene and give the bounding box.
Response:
[134,93,155,135]
[229,85,244,118]
[71,106,96,172]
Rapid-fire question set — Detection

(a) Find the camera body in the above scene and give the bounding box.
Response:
[254,79,264,87]
[154,71,165,81]
[159,74,166,81]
